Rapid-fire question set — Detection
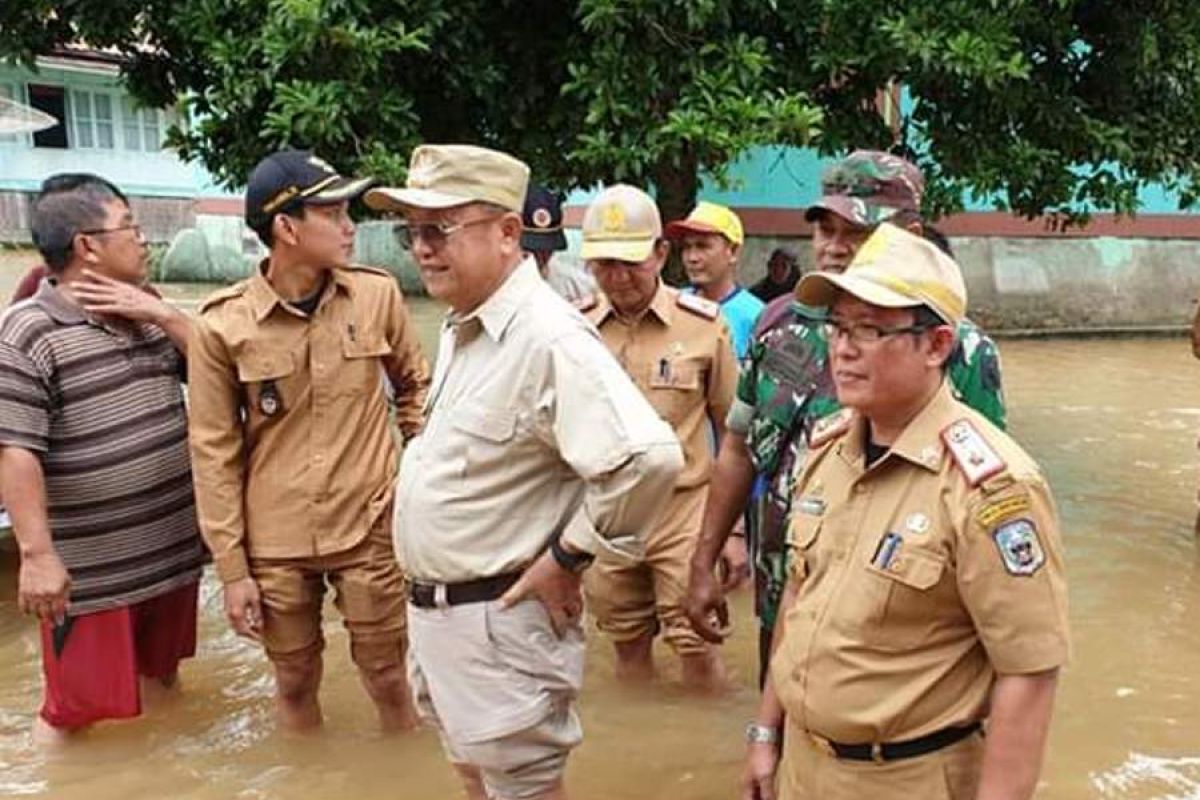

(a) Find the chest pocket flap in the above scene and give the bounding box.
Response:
[236,350,296,383]
[867,547,945,591]
[344,329,391,359]
[647,361,701,390]
[452,404,518,443]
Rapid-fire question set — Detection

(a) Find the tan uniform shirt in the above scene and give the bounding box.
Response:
[584,283,737,489]
[188,262,430,583]
[395,258,683,584]
[772,383,1069,744]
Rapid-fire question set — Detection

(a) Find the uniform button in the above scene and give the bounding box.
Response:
[314,454,324,464]
[890,558,905,571]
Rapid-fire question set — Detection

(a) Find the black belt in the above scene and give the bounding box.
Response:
[408,572,522,609]
[818,722,982,763]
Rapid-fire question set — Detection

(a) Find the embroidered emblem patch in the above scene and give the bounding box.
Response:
[532,207,553,229]
[992,518,1045,576]
[977,494,1032,528]
[797,496,826,516]
[904,512,930,534]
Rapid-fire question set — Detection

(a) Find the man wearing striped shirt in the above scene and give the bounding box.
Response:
[0,174,205,745]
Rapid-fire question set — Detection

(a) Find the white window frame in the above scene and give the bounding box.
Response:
[70,88,118,151]
[120,96,166,152]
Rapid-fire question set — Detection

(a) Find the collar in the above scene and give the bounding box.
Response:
[840,381,959,474]
[717,284,745,306]
[32,277,88,325]
[448,257,540,342]
[246,259,354,323]
[595,281,672,327]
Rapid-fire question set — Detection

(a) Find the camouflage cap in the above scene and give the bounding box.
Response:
[804,150,924,227]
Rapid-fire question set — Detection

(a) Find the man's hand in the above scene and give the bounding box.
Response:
[72,269,171,325]
[18,550,70,624]
[685,562,731,644]
[223,577,264,642]
[741,741,780,800]
[719,534,751,592]
[499,549,584,637]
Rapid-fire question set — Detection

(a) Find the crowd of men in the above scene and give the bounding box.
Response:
[0,142,1067,800]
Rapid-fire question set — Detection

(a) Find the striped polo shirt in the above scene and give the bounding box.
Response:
[0,279,205,615]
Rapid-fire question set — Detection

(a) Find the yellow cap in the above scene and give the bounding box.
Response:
[795,223,967,326]
[664,201,744,246]
[364,144,529,213]
[580,185,662,262]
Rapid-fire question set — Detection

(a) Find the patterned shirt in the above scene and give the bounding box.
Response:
[727,296,1006,628]
[0,279,205,615]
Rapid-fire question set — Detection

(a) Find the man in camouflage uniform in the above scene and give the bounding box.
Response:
[686,150,1006,681]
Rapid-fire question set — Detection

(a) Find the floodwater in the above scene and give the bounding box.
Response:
[1,254,1200,798]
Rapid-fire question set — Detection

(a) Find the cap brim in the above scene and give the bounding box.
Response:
[364,186,476,212]
[663,220,723,240]
[580,238,655,262]
[522,229,567,252]
[306,176,376,205]
[795,271,920,310]
[804,196,868,224]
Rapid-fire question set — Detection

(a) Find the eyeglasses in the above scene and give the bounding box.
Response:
[823,318,935,345]
[392,215,500,250]
[78,223,143,239]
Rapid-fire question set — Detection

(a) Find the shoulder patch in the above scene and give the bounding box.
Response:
[809,408,854,447]
[992,518,1045,576]
[573,293,599,313]
[198,282,249,314]
[942,418,1006,487]
[676,292,720,320]
[344,263,395,279]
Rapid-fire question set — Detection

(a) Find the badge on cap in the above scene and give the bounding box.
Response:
[532,207,553,229]
[259,381,282,417]
[992,518,1045,576]
[601,203,626,232]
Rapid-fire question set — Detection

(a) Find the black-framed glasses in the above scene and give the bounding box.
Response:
[823,318,935,345]
[392,215,501,250]
[78,223,143,239]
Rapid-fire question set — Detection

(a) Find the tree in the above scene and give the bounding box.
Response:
[5,1,1200,227]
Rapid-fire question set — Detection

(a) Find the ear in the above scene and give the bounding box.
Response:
[273,214,300,247]
[497,211,523,253]
[651,239,671,271]
[73,232,101,264]
[926,325,957,367]
[902,219,923,236]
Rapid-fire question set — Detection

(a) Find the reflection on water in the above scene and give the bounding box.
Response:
[2,292,1200,798]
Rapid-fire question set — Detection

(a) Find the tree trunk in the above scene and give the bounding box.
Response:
[652,149,699,287]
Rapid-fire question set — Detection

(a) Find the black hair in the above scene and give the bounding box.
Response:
[250,204,307,249]
[31,173,128,272]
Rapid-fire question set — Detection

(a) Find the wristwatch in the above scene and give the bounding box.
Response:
[745,722,781,745]
[549,536,595,574]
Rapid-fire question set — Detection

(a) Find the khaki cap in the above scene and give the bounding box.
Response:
[796,223,967,325]
[580,185,662,262]
[364,144,529,213]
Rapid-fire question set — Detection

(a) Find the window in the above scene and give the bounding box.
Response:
[28,84,67,149]
[71,89,116,150]
[121,97,165,151]
[0,83,23,145]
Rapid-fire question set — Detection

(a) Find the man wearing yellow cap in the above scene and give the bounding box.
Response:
[366,146,683,800]
[574,185,738,692]
[741,224,1068,800]
[666,201,764,360]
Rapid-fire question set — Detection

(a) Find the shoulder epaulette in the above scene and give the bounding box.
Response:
[809,408,854,448]
[198,281,249,314]
[676,292,720,320]
[345,263,395,279]
[573,294,599,313]
[941,418,1006,487]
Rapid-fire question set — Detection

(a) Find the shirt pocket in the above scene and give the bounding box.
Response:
[236,349,297,421]
[451,402,520,476]
[645,359,703,426]
[857,546,948,651]
[340,328,391,398]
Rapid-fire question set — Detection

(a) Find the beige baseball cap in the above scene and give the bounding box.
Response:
[795,222,967,326]
[364,144,529,213]
[580,184,662,262]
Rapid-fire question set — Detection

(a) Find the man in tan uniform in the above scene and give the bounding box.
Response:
[187,150,430,732]
[743,224,1068,800]
[366,146,683,800]
[577,184,738,692]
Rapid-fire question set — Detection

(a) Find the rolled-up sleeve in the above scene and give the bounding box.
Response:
[548,330,683,559]
[186,315,250,583]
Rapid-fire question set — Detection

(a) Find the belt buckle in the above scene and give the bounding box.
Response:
[434,583,449,610]
[870,742,885,764]
[809,733,837,758]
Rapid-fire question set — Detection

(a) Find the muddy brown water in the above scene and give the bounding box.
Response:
[1,251,1200,798]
